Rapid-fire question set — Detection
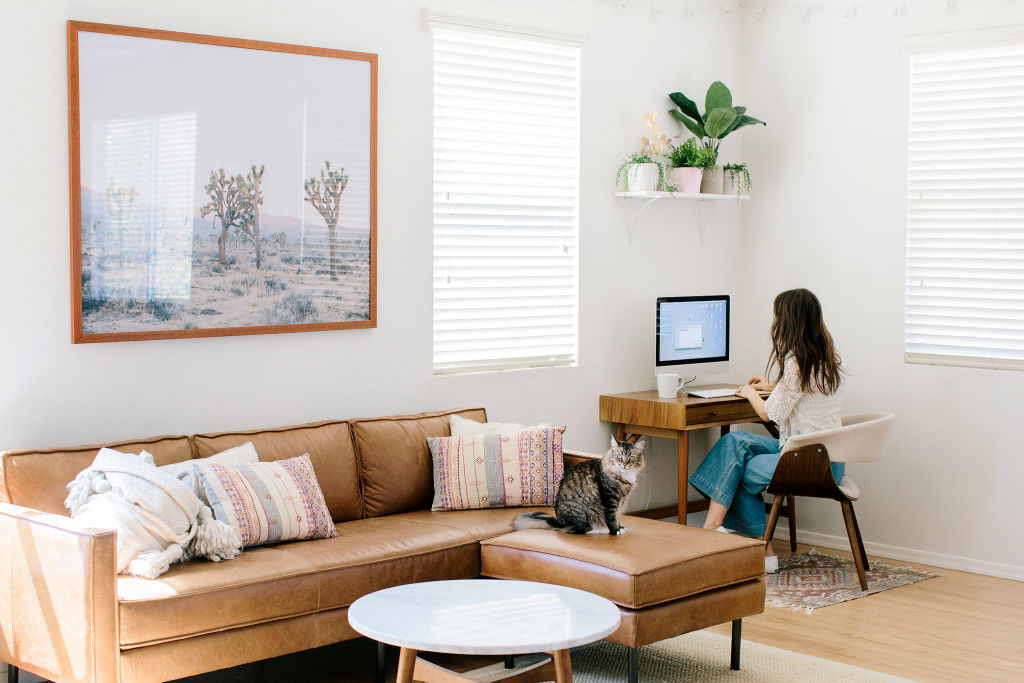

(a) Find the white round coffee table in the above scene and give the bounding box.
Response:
[349,579,620,683]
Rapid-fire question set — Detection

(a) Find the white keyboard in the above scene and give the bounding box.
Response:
[687,387,737,399]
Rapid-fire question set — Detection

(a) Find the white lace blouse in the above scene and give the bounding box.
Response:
[764,357,842,449]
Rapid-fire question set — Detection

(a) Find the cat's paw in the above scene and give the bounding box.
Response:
[614,527,628,535]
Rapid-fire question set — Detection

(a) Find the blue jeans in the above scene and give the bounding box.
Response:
[688,431,845,537]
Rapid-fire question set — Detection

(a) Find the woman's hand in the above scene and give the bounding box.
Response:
[735,384,770,421]
[735,384,760,401]
[746,375,773,392]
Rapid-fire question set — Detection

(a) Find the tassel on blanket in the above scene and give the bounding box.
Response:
[64,469,110,516]
[130,543,184,579]
[189,505,241,562]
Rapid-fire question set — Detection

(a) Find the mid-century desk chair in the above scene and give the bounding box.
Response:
[762,412,895,591]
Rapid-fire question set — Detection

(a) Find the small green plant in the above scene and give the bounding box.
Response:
[665,138,719,170]
[615,152,665,190]
[724,162,752,198]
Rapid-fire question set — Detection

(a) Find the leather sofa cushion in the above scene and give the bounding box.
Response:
[192,420,361,522]
[480,517,765,609]
[394,507,550,541]
[117,516,479,647]
[0,435,193,515]
[352,408,487,518]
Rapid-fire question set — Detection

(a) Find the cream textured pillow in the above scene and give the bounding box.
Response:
[160,441,260,499]
[428,426,565,511]
[449,414,549,437]
[194,454,337,548]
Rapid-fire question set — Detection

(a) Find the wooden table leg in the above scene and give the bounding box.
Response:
[721,424,731,437]
[615,424,626,442]
[551,649,573,683]
[677,429,690,525]
[396,647,417,683]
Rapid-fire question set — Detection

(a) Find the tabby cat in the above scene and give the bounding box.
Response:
[513,437,645,535]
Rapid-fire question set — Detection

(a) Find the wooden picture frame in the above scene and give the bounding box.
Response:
[68,21,377,343]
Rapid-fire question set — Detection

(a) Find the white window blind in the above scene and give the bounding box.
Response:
[906,43,1024,370]
[432,27,580,375]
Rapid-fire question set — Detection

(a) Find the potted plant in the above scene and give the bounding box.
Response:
[615,112,676,193]
[692,145,720,194]
[724,162,752,198]
[664,138,703,194]
[616,152,663,192]
[666,81,764,194]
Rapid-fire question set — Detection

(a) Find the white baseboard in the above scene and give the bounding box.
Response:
[776,523,1024,582]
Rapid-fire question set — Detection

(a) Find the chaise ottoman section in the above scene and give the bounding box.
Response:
[480,516,765,609]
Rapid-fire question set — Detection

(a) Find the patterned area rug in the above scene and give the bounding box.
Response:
[573,630,913,682]
[766,548,939,612]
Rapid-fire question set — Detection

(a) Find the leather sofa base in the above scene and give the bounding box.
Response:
[608,578,766,648]
[118,607,359,683]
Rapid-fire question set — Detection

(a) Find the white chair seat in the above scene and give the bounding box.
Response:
[837,476,860,500]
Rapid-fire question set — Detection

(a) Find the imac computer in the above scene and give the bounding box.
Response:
[656,295,730,381]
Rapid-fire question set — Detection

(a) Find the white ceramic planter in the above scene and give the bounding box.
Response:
[668,167,702,194]
[626,163,659,192]
[700,167,724,194]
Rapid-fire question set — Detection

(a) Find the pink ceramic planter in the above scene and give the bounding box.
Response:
[667,166,702,194]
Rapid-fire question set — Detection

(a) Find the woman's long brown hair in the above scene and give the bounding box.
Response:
[766,289,843,395]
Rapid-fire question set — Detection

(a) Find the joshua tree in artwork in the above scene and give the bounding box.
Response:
[200,168,247,268]
[105,179,138,271]
[236,164,266,270]
[304,160,349,281]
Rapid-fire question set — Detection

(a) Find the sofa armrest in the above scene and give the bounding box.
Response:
[563,449,601,469]
[0,502,119,682]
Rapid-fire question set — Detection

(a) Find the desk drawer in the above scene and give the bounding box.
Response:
[686,401,758,426]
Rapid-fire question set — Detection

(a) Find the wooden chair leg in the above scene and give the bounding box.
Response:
[840,501,869,591]
[627,646,639,683]
[786,496,797,551]
[763,494,784,546]
[7,665,18,683]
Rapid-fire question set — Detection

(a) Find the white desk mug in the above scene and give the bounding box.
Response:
[656,373,685,398]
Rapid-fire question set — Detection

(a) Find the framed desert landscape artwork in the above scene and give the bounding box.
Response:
[67,21,377,342]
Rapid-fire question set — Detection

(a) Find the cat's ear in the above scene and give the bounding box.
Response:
[633,439,646,454]
[609,435,619,451]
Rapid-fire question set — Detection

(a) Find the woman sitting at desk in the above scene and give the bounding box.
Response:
[689,288,844,572]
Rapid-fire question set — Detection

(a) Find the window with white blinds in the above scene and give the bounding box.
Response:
[906,43,1024,370]
[432,27,580,375]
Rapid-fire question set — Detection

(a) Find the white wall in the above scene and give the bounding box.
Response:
[735,0,1024,578]
[0,0,744,512]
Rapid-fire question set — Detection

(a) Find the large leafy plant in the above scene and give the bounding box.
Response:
[668,81,765,153]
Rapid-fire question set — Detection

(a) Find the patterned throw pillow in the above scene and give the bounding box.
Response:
[194,454,337,547]
[427,426,565,511]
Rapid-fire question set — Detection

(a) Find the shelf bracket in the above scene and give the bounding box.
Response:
[619,195,661,245]
[696,200,724,247]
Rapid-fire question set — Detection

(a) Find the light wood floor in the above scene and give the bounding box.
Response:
[708,539,1024,683]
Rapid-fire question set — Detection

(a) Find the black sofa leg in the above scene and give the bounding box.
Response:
[376,641,386,683]
[627,646,639,683]
[7,665,17,683]
[731,619,742,670]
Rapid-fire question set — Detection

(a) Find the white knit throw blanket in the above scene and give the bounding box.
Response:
[65,448,242,578]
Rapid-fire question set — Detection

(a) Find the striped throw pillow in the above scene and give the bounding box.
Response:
[427,426,565,511]
[194,454,337,547]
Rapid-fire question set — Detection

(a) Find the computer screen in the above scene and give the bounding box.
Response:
[656,295,730,366]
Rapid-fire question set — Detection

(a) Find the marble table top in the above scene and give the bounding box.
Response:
[348,579,620,655]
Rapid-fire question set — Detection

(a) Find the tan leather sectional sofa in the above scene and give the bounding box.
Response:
[0,407,765,683]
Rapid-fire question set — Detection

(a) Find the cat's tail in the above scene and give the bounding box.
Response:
[512,511,568,531]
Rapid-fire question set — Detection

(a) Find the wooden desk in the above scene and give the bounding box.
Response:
[599,386,776,525]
